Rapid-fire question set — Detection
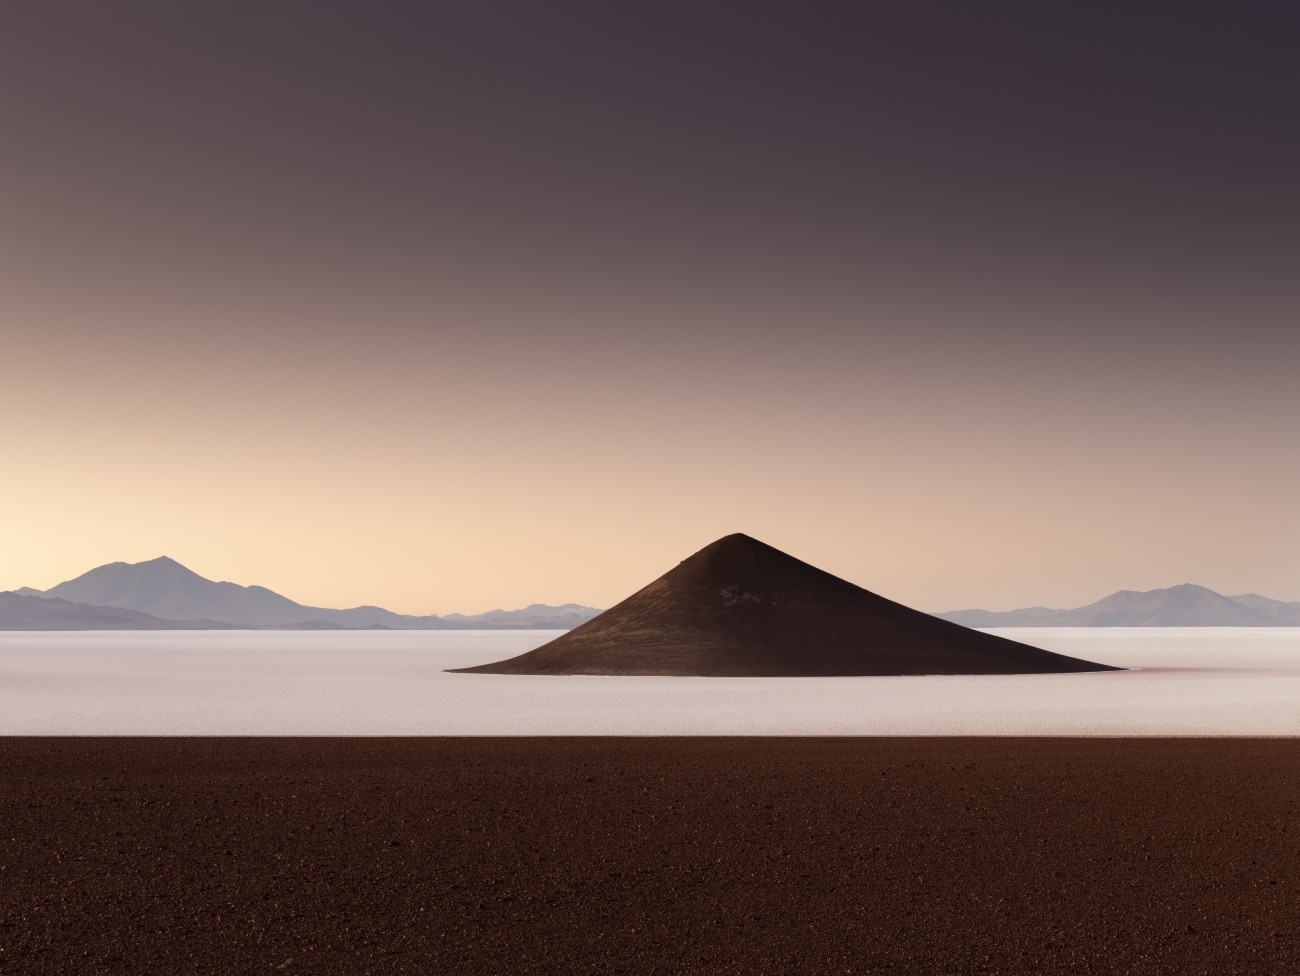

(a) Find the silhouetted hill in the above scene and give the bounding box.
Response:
[22,557,600,630]
[43,557,309,625]
[452,534,1116,676]
[1228,593,1300,625]
[937,584,1294,627]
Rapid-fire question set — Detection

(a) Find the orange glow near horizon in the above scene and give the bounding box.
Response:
[5,287,1297,615]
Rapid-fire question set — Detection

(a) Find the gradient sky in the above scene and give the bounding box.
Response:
[3,2,1298,614]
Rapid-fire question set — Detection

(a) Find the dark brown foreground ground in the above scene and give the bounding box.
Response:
[2,739,1297,975]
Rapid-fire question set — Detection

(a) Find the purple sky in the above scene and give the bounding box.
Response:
[4,2,1298,613]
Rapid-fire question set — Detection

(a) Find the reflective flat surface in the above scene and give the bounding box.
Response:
[1,628,1298,735]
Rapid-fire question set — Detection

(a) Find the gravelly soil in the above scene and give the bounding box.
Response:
[1,738,1297,975]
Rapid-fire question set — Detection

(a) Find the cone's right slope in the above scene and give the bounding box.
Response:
[452,534,1118,676]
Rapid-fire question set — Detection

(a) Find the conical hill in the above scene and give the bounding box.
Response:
[451,534,1117,676]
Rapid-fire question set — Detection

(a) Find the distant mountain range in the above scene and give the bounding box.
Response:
[5,558,1296,631]
[3,556,601,631]
[937,584,1300,627]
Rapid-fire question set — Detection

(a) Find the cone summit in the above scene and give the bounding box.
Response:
[451,534,1116,676]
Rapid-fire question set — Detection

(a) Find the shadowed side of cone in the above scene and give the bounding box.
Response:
[450,534,1118,676]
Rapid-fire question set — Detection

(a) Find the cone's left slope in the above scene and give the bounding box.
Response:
[452,534,1118,676]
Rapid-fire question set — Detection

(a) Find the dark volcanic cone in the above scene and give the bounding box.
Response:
[451,534,1118,676]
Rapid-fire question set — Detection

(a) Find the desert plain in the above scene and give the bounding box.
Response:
[2,736,1298,975]
[2,628,1299,974]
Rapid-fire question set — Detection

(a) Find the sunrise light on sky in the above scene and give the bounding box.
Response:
[3,2,1298,614]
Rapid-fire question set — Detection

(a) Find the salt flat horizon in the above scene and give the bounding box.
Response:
[1,627,1298,736]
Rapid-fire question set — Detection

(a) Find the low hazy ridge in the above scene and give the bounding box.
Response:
[938,584,1300,627]
[8,556,600,631]
[0,592,237,631]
